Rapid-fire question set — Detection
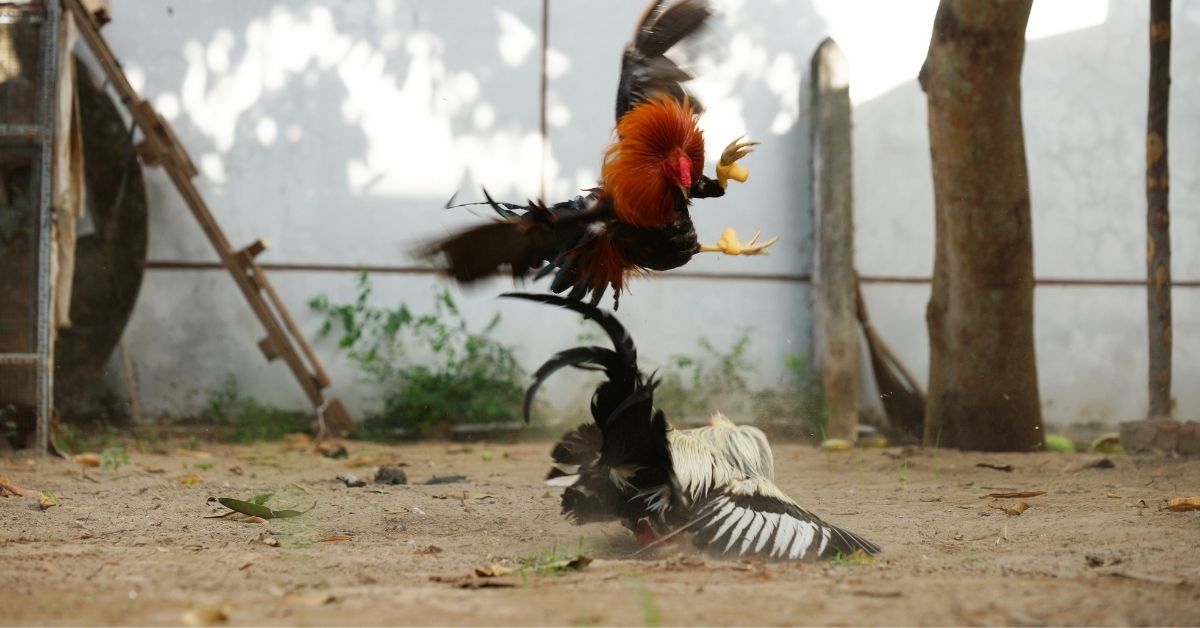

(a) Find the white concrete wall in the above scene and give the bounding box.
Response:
[93,0,1199,428]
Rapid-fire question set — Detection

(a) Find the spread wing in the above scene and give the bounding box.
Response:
[691,482,881,560]
[615,0,711,121]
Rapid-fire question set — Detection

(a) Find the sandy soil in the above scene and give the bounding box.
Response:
[2,438,1199,626]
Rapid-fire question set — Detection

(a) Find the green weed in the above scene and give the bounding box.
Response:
[310,271,526,438]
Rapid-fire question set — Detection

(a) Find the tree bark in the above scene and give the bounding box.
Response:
[810,38,859,441]
[919,0,1044,451]
[1146,0,1172,419]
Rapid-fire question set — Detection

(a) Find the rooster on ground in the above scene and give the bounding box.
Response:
[504,293,881,560]
[426,0,775,308]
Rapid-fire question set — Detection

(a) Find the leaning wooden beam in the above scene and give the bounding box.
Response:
[64,0,352,436]
[809,38,859,442]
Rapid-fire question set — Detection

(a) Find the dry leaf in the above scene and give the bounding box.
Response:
[290,482,318,495]
[38,491,58,510]
[1162,496,1200,512]
[820,438,853,452]
[181,604,230,626]
[229,466,244,476]
[975,462,1014,472]
[256,533,280,547]
[416,545,443,555]
[173,449,213,459]
[433,491,495,501]
[0,475,29,497]
[283,593,335,606]
[320,534,353,542]
[283,433,312,451]
[1090,433,1123,454]
[540,555,594,572]
[73,453,101,468]
[474,563,513,577]
[138,466,166,474]
[1086,555,1123,568]
[315,440,348,459]
[40,562,58,573]
[345,453,398,468]
[983,490,1045,499]
[240,516,268,525]
[179,473,204,487]
[104,559,120,566]
[990,501,1031,516]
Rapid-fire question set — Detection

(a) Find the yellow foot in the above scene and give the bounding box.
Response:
[715,136,759,188]
[698,228,779,256]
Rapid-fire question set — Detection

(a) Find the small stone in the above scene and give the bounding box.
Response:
[374,465,408,486]
[337,475,366,488]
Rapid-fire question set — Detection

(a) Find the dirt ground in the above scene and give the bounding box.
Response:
[2,438,1199,626]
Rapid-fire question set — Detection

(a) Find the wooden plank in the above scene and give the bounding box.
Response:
[809,38,859,442]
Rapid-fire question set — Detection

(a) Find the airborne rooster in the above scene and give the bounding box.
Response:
[426,0,775,308]
[504,293,881,561]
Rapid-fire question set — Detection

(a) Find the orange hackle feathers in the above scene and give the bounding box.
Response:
[571,231,640,298]
[602,96,705,228]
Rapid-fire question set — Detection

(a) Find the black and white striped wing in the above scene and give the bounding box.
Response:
[691,491,881,560]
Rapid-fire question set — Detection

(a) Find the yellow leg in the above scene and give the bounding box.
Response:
[698,228,779,256]
[715,137,759,188]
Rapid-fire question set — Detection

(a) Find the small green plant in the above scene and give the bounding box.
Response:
[517,540,592,576]
[653,333,826,436]
[310,271,526,438]
[830,549,875,567]
[628,578,661,628]
[962,548,986,565]
[656,333,754,421]
[201,376,313,442]
[99,446,129,471]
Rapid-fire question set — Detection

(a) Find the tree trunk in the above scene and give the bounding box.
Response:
[919,0,1044,451]
[1145,0,1172,419]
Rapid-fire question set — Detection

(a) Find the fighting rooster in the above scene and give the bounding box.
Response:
[504,293,880,560]
[426,0,775,308]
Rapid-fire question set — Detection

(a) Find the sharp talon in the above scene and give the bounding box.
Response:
[698,228,779,256]
[717,137,758,187]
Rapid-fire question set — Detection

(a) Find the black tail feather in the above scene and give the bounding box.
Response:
[523,346,616,423]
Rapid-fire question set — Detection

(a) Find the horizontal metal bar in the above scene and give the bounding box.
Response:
[144,259,1200,288]
[0,124,42,142]
[0,353,39,366]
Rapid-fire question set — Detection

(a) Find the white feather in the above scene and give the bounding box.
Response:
[544,474,580,487]
[788,519,816,560]
[724,508,756,553]
[711,503,743,543]
[739,513,765,555]
[756,512,781,554]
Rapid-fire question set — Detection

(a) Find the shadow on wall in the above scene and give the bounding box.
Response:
[93,0,841,416]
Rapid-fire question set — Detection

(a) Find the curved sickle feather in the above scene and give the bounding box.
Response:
[524,346,617,423]
[500,293,637,367]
